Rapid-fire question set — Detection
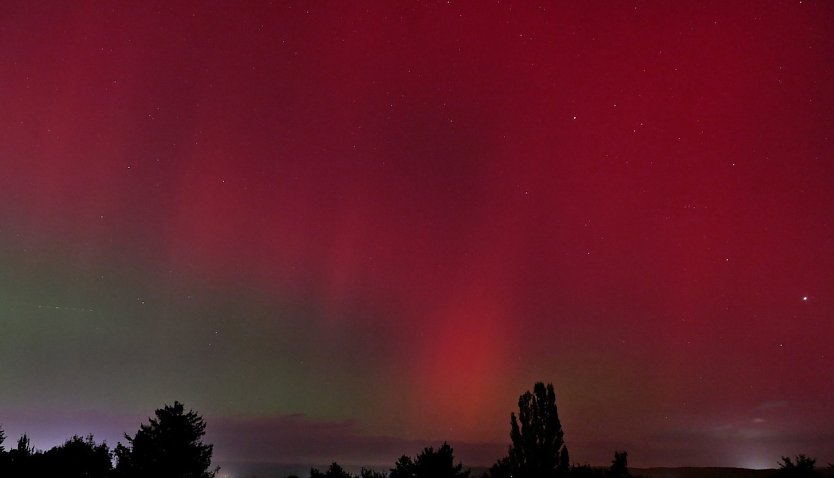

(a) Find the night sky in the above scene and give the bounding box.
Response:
[1,0,833,471]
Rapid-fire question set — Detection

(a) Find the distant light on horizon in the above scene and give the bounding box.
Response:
[737,458,774,470]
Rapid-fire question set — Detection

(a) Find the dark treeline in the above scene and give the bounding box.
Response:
[0,401,216,478]
[1,383,830,478]
[297,382,832,478]
[301,441,471,478]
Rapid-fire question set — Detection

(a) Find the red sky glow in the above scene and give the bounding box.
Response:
[0,0,833,470]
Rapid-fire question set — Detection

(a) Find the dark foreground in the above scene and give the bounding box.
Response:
[216,463,834,478]
[634,469,834,478]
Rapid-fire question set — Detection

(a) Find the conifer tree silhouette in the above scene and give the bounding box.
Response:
[113,401,217,478]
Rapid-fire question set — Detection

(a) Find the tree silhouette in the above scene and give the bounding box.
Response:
[560,446,570,473]
[311,462,355,478]
[113,401,217,478]
[608,451,630,478]
[5,434,39,477]
[42,435,112,478]
[415,442,470,478]
[390,442,470,478]
[778,455,816,478]
[0,427,6,474]
[14,434,34,457]
[569,463,603,478]
[390,455,415,478]
[489,456,512,478]
[360,468,388,478]
[493,382,568,478]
